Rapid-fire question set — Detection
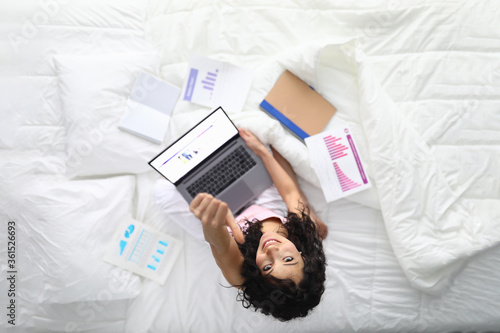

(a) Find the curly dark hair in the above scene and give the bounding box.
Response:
[235,206,326,321]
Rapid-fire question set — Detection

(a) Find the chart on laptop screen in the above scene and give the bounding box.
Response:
[150,109,238,183]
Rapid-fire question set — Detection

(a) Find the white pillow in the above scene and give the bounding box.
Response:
[55,54,164,178]
[8,175,142,303]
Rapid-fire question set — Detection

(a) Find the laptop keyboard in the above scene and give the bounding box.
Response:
[186,146,257,198]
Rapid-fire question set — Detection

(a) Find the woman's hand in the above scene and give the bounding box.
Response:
[190,193,246,287]
[313,216,329,240]
[189,193,245,247]
[239,128,269,157]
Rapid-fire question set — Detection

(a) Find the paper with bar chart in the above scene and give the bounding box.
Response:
[305,127,371,202]
[181,54,253,112]
[103,216,183,284]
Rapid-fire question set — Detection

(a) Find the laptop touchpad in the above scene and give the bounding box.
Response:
[220,181,253,213]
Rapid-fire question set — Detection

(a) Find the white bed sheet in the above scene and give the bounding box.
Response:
[1,1,500,332]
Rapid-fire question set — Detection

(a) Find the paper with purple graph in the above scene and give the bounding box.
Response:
[181,55,253,112]
[305,127,371,202]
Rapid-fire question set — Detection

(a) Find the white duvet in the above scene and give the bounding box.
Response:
[232,38,500,294]
[1,0,500,332]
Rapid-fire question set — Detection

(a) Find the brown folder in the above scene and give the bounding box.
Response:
[260,70,337,140]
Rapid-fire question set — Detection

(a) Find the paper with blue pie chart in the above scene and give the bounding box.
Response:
[103,216,183,284]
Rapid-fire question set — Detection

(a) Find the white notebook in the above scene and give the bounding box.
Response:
[119,72,181,144]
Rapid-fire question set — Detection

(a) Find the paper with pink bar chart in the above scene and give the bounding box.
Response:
[305,127,371,202]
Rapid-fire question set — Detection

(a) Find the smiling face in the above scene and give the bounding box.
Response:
[255,231,305,284]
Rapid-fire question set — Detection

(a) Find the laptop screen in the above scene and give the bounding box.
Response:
[149,108,238,184]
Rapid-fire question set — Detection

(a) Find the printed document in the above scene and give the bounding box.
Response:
[181,55,253,112]
[305,126,371,202]
[103,216,183,284]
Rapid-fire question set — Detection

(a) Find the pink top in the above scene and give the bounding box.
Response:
[228,204,286,236]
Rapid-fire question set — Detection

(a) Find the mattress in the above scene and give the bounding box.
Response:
[1,0,500,332]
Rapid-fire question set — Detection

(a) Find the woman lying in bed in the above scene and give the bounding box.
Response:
[189,129,327,321]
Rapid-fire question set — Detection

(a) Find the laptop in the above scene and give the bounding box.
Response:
[149,107,273,214]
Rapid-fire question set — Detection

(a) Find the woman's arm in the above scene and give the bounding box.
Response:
[239,129,301,211]
[240,129,328,239]
[270,147,327,237]
[270,146,309,205]
[189,193,245,287]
